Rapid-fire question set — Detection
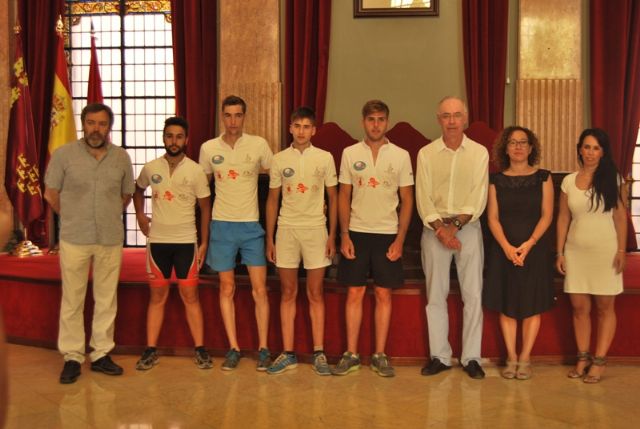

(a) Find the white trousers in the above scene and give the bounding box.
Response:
[58,240,123,363]
[421,222,484,366]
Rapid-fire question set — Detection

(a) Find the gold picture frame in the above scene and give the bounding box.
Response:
[354,0,439,18]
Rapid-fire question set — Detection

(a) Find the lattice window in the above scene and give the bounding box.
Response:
[631,129,640,248]
[65,0,173,246]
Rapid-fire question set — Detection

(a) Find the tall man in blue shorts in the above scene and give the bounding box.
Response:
[44,103,135,384]
[133,116,213,370]
[199,95,273,370]
[333,100,414,377]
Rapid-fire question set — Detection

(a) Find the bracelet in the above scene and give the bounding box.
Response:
[556,252,564,257]
[618,249,625,253]
[340,231,350,235]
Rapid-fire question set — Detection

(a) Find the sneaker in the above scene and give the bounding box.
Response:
[90,355,123,376]
[256,347,272,371]
[59,360,81,384]
[194,348,213,369]
[371,352,395,377]
[221,348,241,371]
[332,351,361,376]
[312,351,331,376]
[267,352,298,375]
[136,348,159,371]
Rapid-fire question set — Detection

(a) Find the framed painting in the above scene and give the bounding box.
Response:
[354,0,439,18]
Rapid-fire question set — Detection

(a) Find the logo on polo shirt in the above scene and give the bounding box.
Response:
[353,161,366,171]
[151,174,163,184]
[283,167,295,178]
[212,155,224,164]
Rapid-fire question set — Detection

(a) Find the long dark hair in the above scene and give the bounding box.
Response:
[576,128,621,212]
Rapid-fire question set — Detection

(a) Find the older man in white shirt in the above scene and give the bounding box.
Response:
[416,96,489,379]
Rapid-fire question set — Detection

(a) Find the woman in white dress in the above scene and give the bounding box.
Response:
[556,128,627,383]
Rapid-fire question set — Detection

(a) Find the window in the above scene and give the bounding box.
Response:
[66,0,174,246]
[631,127,640,248]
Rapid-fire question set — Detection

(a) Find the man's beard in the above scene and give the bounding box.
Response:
[166,145,186,157]
[85,132,107,149]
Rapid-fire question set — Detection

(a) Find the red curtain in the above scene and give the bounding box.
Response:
[462,0,509,131]
[285,0,331,133]
[169,0,217,159]
[19,0,65,244]
[590,0,640,250]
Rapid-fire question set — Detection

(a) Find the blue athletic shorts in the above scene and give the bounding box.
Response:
[207,220,266,272]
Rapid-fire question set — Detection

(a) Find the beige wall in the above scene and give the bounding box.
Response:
[324,0,465,139]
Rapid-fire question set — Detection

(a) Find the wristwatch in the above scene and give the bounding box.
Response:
[452,218,463,230]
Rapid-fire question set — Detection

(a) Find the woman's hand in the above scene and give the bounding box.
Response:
[502,244,523,266]
[514,239,536,265]
[613,251,626,274]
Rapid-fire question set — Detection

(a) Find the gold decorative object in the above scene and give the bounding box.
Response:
[11,238,43,258]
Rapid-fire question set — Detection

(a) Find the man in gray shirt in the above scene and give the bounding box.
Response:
[44,103,135,384]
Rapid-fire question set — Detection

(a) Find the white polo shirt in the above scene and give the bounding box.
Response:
[339,140,414,234]
[199,133,273,222]
[270,144,337,228]
[136,156,211,243]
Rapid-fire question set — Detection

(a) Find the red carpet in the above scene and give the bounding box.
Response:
[1,249,639,362]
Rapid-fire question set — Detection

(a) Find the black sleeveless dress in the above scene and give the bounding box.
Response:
[483,169,555,319]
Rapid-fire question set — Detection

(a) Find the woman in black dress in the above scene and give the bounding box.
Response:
[484,126,554,380]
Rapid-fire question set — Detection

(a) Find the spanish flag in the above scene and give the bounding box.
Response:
[48,18,77,155]
[5,24,43,227]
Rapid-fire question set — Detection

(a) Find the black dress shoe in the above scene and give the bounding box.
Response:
[91,355,124,376]
[463,360,485,379]
[60,360,81,384]
[421,358,452,376]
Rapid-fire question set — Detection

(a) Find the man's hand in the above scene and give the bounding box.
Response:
[197,243,208,269]
[326,236,336,260]
[266,240,277,264]
[137,215,151,237]
[340,234,356,259]
[386,238,403,261]
[435,224,461,250]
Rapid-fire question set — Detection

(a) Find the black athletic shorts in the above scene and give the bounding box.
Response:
[337,231,404,289]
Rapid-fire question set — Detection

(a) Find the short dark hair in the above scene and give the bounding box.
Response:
[221,95,247,113]
[492,125,541,171]
[163,116,189,136]
[81,103,114,128]
[290,106,316,125]
[362,99,389,118]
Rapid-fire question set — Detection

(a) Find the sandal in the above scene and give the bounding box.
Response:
[567,351,591,378]
[501,360,517,379]
[583,356,606,384]
[516,361,532,380]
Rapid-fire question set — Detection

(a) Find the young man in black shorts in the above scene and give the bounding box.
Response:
[334,100,414,377]
[133,117,212,370]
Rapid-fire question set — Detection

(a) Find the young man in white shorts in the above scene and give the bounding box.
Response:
[265,107,338,375]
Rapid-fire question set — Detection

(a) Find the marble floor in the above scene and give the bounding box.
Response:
[2,343,639,428]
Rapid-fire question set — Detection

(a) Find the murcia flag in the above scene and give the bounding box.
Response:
[4,24,43,227]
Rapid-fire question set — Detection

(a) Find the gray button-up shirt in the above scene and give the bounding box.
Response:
[45,139,135,245]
